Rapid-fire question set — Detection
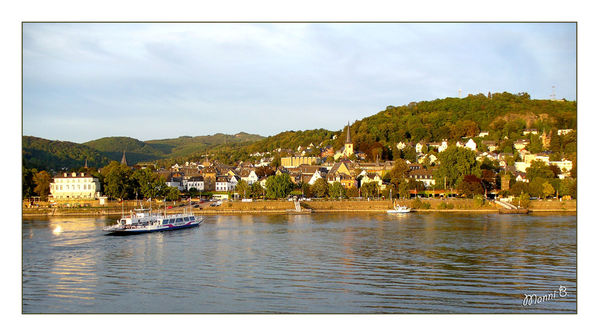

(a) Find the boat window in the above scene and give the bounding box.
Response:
[169,219,175,224]
[162,219,169,225]
[176,217,183,223]
[189,216,195,221]
[183,217,189,222]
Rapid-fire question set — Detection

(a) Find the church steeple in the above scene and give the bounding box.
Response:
[345,121,352,144]
[343,122,354,157]
[121,150,128,166]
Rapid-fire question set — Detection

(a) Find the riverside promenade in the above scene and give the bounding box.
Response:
[22,199,576,217]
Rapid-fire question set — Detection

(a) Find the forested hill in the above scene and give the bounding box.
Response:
[207,92,576,164]
[23,92,577,170]
[23,132,264,171]
[347,92,576,148]
[22,136,110,171]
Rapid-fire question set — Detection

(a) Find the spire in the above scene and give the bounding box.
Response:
[84,159,88,169]
[345,121,352,144]
[121,150,128,166]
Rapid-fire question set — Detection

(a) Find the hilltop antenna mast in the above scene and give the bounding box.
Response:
[550,85,556,101]
[458,89,462,98]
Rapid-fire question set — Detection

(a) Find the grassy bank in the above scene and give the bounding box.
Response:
[22,199,576,217]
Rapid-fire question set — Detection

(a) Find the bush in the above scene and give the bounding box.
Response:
[411,198,431,209]
[473,195,485,208]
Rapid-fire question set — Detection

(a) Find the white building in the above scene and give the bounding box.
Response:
[465,139,477,151]
[557,129,574,136]
[50,172,101,200]
[240,170,259,185]
[184,176,205,191]
[438,140,448,153]
[215,176,231,192]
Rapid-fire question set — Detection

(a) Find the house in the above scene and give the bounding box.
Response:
[415,142,427,154]
[438,140,448,153]
[523,129,538,135]
[358,172,383,188]
[549,159,573,173]
[229,175,240,191]
[513,139,530,150]
[396,141,408,150]
[465,139,477,151]
[258,176,268,190]
[240,170,259,185]
[184,176,205,192]
[281,156,319,168]
[515,172,529,183]
[165,172,184,191]
[557,129,574,136]
[215,176,231,192]
[329,161,353,177]
[408,169,436,187]
[481,140,499,152]
[50,172,101,200]
[478,131,489,137]
[328,172,357,189]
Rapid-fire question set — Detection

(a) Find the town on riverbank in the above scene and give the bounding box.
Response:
[23,115,576,217]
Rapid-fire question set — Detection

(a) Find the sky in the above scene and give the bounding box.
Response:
[22,22,577,143]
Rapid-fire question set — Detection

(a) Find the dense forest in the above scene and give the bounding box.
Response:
[23,92,577,170]
[22,136,110,171]
[22,132,264,172]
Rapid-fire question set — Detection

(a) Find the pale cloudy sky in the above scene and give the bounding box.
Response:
[22,22,576,143]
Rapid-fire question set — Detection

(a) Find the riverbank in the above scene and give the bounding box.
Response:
[22,199,576,217]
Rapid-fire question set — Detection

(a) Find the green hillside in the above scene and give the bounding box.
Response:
[84,136,165,163]
[22,92,577,170]
[22,136,110,171]
[23,132,265,171]
[146,132,264,158]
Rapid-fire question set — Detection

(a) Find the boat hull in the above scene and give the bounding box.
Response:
[104,220,202,235]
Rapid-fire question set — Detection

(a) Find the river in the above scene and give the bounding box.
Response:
[22,213,576,313]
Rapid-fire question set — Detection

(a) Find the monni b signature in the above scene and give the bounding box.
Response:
[522,286,568,306]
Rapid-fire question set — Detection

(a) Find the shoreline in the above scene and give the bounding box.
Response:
[21,208,576,217]
[22,199,576,217]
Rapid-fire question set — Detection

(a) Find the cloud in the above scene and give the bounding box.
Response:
[23,23,576,142]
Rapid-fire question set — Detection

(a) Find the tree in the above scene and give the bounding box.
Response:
[560,178,576,199]
[528,177,546,198]
[102,161,133,200]
[542,181,555,199]
[360,182,379,198]
[509,181,529,196]
[401,146,417,162]
[458,175,484,198]
[132,168,165,200]
[250,182,265,198]
[311,178,329,198]
[387,158,409,180]
[526,160,555,180]
[235,180,251,199]
[434,145,480,189]
[265,173,294,199]
[346,186,360,198]
[329,182,346,199]
[33,170,52,201]
[23,167,38,199]
[165,186,180,201]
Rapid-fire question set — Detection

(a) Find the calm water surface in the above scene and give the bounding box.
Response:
[22,213,576,313]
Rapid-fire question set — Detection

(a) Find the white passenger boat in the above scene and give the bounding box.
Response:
[103,203,203,235]
[387,205,411,214]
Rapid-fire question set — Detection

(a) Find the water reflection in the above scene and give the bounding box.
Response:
[23,213,576,313]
